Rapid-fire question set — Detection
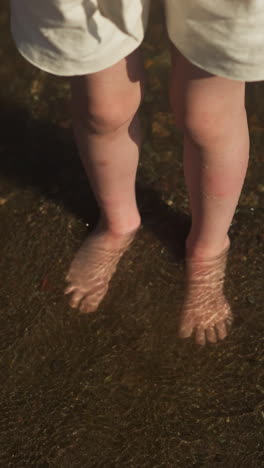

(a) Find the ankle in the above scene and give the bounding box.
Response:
[185,235,230,260]
[96,215,141,238]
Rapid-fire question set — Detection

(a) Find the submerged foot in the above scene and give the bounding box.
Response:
[179,238,233,345]
[65,223,140,313]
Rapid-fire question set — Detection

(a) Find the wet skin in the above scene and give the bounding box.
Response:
[65,224,139,314]
[179,241,233,345]
[65,225,232,345]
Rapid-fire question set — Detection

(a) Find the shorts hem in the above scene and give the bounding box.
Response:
[11,33,144,76]
[168,33,264,83]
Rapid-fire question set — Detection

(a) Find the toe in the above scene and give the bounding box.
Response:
[215,319,227,340]
[64,285,76,295]
[195,326,206,346]
[79,295,99,314]
[226,314,233,328]
[69,290,85,309]
[78,282,109,314]
[178,321,193,338]
[206,326,217,343]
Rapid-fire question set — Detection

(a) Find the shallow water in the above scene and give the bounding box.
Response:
[0,1,264,466]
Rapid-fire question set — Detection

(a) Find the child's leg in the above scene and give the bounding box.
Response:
[169,45,250,344]
[65,48,145,313]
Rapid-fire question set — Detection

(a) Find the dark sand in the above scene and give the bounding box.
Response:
[0,1,263,466]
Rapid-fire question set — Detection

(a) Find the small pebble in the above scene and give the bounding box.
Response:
[246,295,255,305]
[0,197,7,206]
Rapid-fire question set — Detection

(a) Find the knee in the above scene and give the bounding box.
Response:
[170,85,245,146]
[171,96,245,147]
[72,88,142,136]
[182,107,236,147]
[171,101,225,145]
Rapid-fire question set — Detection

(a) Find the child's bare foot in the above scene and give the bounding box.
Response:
[179,237,233,345]
[65,222,140,314]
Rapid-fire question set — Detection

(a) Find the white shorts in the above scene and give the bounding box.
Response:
[10,0,264,81]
